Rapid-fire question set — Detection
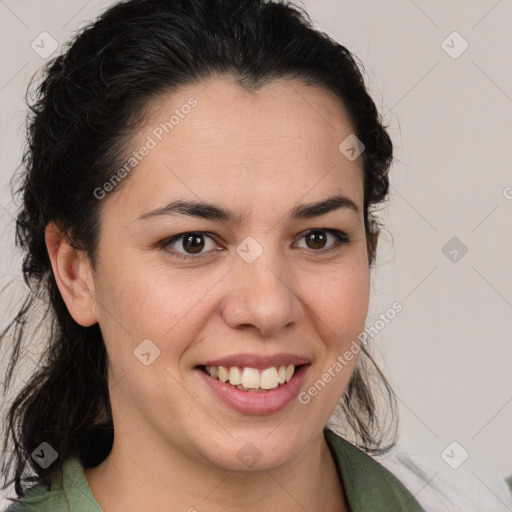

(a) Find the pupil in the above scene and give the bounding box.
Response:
[183,233,204,253]
[307,231,326,249]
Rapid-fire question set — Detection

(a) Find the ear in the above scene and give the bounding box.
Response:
[45,222,98,327]
[367,229,379,266]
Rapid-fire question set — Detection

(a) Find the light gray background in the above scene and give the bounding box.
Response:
[1,0,511,506]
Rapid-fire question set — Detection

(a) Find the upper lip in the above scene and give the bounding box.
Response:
[197,353,311,370]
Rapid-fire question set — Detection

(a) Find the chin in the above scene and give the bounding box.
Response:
[194,425,310,472]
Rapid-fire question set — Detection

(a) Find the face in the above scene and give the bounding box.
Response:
[89,77,371,471]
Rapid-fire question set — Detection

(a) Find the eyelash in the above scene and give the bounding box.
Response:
[160,229,349,261]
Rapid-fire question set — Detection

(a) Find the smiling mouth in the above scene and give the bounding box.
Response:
[197,364,303,392]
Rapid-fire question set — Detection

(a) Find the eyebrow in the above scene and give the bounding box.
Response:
[135,194,359,223]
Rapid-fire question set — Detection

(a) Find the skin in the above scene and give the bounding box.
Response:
[46,76,376,512]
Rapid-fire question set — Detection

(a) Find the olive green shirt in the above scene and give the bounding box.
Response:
[3,428,425,511]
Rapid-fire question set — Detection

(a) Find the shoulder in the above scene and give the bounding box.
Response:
[324,427,426,511]
[2,458,102,512]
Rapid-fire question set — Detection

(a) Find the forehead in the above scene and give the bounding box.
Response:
[108,76,365,219]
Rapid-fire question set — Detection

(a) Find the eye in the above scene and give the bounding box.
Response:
[161,228,349,261]
[295,229,349,253]
[162,232,219,260]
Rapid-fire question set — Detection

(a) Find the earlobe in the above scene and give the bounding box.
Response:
[45,222,98,327]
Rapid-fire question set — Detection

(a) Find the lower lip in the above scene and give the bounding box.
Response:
[196,365,310,415]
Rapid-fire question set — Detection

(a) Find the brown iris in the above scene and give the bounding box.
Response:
[304,231,328,250]
[181,233,205,254]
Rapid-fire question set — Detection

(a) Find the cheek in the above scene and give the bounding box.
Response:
[299,263,369,412]
[93,253,217,359]
[305,261,370,345]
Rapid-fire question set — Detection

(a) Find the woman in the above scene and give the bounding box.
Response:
[0,0,425,510]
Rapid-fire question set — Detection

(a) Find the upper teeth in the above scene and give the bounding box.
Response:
[205,365,296,390]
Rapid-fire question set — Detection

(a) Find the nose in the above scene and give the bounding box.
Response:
[220,247,303,337]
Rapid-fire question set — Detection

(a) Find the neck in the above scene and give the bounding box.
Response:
[84,429,348,512]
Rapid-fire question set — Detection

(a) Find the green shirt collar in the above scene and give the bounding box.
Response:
[324,427,425,511]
